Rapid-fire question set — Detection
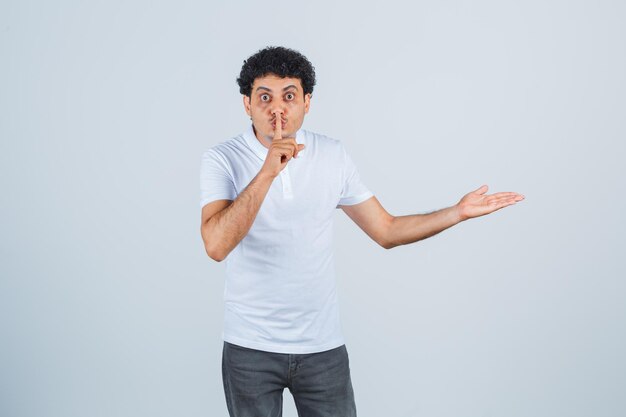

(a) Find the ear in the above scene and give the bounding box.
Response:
[243,95,251,116]
[304,93,311,114]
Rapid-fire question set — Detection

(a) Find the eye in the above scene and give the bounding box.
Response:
[285,93,295,100]
[260,94,270,102]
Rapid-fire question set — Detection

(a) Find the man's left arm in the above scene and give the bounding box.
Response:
[340,185,524,249]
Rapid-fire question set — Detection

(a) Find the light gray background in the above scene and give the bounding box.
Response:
[1,1,624,416]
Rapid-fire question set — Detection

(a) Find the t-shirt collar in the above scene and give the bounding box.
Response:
[243,124,305,161]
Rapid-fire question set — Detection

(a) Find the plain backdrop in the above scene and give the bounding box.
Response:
[1,1,625,416]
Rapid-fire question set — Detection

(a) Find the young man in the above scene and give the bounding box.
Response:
[200,46,524,417]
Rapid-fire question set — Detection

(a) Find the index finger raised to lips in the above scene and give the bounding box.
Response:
[273,112,282,140]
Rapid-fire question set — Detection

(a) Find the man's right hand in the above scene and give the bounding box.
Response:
[260,112,305,178]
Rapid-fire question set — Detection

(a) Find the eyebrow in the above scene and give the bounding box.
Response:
[255,84,299,93]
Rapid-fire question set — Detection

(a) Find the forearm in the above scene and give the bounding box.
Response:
[202,171,274,261]
[386,205,463,248]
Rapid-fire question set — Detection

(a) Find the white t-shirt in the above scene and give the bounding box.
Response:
[200,124,373,354]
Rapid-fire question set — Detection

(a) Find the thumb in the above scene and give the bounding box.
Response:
[294,143,306,158]
[474,184,488,194]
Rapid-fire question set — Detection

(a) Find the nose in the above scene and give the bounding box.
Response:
[271,107,285,120]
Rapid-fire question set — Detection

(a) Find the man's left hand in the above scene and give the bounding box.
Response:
[456,185,524,221]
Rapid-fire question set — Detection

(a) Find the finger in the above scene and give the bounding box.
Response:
[274,148,290,165]
[295,143,305,158]
[489,192,523,199]
[273,144,296,161]
[281,150,293,164]
[288,138,299,158]
[497,199,520,210]
[501,193,525,202]
[473,184,488,195]
[492,196,522,208]
[273,111,282,140]
[281,137,299,158]
[495,193,525,203]
[489,194,518,202]
[274,139,304,160]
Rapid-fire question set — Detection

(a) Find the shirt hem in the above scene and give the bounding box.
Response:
[222,333,346,354]
[200,195,236,208]
[337,191,374,207]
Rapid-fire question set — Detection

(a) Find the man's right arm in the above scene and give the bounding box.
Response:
[200,114,305,262]
[200,170,274,262]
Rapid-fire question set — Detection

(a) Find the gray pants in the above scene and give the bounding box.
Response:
[222,341,357,417]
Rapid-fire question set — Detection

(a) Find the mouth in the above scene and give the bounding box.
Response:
[271,119,286,129]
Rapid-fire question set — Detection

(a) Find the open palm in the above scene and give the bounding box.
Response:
[457,185,524,220]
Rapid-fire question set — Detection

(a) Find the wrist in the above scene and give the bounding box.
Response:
[452,203,467,223]
[257,168,277,182]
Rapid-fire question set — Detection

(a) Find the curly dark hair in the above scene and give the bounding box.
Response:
[236,46,316,98]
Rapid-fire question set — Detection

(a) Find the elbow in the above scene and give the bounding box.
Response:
[379,240,397,250]
[205,244,226,262]
[379,216,397,249]
[378,233,398,250]
[201,223,227,262]
[202,234,227,262]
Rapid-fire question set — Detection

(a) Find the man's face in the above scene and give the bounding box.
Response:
[243,74,311,145]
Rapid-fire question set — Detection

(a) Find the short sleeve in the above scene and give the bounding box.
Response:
[337,142,374,207]
[200,148,237,208]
